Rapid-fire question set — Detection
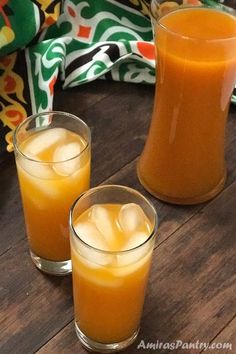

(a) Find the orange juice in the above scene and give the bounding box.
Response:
[16,127,90,262]
[71,203,154,344]
[138,8,236,204]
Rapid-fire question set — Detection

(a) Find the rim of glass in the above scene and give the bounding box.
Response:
[70,184,158,255]
[13,111,91,164]
[151,5,236,42]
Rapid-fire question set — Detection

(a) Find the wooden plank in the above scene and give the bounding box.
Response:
[0,157,25,254]
[1,81,235,353]
[1,146,236,353]
[126,182,236,354]
[35,181,236,354]
[76,82,154,186]
[36,322,86,354]
[1,84,235,253]
[0,239,73,354]
[225,104,236,186]
[54,80,126,114]
[55,80,155,185]
[0,162,199,354]
[202,316,236,354]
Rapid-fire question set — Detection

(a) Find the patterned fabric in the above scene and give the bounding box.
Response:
[26,0,155,115]
[0,0,61,151]
[0,0,235,153]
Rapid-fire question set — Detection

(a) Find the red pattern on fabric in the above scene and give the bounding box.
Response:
[4,75,16,92]
[46,16,56,26]
[67,6,76,18]
[0,0,11,27]
[187,0,201,4]
[49,76,57,95]
[6,110,24,125]
[137,42,155,60]
[77,25,91,38]
[1,56,11,67]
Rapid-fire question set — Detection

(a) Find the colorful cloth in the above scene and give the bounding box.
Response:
[26,0,155,116]
[1,0,155,151]
[0,0,61,151]
[0,0,235,153]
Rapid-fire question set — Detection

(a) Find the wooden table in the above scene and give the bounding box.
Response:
[1,80,236,354]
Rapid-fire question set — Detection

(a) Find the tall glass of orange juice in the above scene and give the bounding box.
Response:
[13,111,91,275]
[70,185,157,352]
[138,4,236,204]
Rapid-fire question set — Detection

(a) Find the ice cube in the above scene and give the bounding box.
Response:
[24,128,67,156]
[18,156,55,179]
[114,232,152,276]
[53,142,82,176]
[90,205,115,246]
[118,203,145,234]
[122,231,149,251]
[73,250,123,287]
[74,221,109,250]
[118,231,149,265]
[114,250,152,277]
[73,221,112,266]
[17,157,59,198]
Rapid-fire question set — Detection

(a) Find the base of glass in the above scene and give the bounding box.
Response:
[30,250,71,276]
[137,165,226,205]
[75,322,139,353]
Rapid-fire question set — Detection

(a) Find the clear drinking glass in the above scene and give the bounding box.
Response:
[13,111,91,275]
[70,185,158,352]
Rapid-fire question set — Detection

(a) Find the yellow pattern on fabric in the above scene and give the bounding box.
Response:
[130,0,151,16]
[0,26,15,50]
[37,0,61,29]
[0,53,27,152]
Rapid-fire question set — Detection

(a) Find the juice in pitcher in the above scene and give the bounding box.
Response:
[14,112,91,275]
[138,7,236,204]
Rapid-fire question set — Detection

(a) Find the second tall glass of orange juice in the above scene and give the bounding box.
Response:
[138,5,236,204]
[14,111,91,275]
[70,185,157,352]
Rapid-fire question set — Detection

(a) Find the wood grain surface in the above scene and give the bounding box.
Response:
[1,81,235,354]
